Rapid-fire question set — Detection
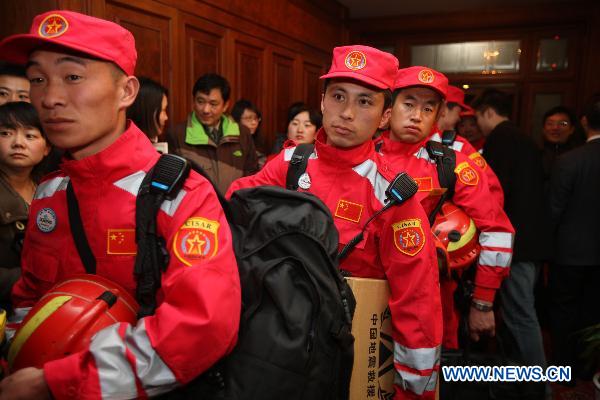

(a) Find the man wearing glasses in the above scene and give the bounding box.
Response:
[541,106,583,182]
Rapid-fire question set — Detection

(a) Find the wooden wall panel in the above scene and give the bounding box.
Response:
[105,1,172,86]
[271,52,295,135]
[233,39,265,113]
[303,61,325,112]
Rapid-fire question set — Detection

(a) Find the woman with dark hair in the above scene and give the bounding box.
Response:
[127,77,169,142]
[231,99,266,168]
[286,105,322,145]
[0,102,49,307]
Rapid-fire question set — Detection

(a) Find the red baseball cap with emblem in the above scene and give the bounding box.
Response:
[320,45,399,89]
[447,86,470,110]
[393,66,448,99]
[0,10,136,75]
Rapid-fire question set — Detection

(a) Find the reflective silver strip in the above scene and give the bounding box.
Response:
[160,189,187,217]
[394,341,440,371]
[414,146,433,162]
[34,176,69,200]
[394,368,438,395]
[113,171,186,217]
[113,171,146,196]
[451,141,464,152]
[125,319,178,396]
[479,250,512,268]
[90,324,138,399]
[8,307,31,324]
[430,132,465,152]
[283,146,318,161]
[90,320,178,399]
[352,159,388,206]
[479,231,513,249]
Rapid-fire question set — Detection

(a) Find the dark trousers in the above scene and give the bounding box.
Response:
[548,264,600,379]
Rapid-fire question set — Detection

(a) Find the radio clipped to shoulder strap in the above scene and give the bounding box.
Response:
[426,140,457,224]
[441,130,457,147]
[135,154,190,319]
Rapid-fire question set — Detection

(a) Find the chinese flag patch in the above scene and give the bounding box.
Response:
[392,219,425,256]
[335,199,364,223]
[469,152,487,170]
[107,229,137,255]
[173,217,220,267]
[455,161,479,186]
[414,177,433,192]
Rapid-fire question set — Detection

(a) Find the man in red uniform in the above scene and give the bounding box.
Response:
[227,45,442,399]
[0,11,240,399]
[436,85,469,133]
[375,66,514,348]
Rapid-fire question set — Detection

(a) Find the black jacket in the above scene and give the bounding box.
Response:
[549,137,600,265]
[483,121,550,262]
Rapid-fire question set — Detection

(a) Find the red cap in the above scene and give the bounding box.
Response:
[460,105,476,118]
[447,86,469,110]
[0,11,136,75]
[320,45,398,89]
[393,66,448,99]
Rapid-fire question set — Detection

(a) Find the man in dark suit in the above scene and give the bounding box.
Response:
[473,89,549,398]
[548,98,600,380]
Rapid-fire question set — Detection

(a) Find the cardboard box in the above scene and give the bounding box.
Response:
[347,277,439,400]
[346,277,394,400]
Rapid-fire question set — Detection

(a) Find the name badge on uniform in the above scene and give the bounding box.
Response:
[298,172,311,190]
[36,208,57,233]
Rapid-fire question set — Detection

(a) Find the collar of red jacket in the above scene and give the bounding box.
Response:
[60,121,159,182]
[315,128,375,167]
[379,130,427,156]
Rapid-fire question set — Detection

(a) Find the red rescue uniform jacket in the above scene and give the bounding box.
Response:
[375,131,514,347]
[429,127,504,208]
[12,123,240,399]
[227,129,443,400]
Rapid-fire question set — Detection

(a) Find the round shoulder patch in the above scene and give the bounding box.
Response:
[344,51,367,71]
[38,14,69,38]
[36,208,57,233]
[392,219,425,256]
[173,217,220,266]
[455,161,479,186]
[469,152,487,170]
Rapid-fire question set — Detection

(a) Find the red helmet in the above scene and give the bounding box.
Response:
[8,274,138,371]
[432,202,480,271]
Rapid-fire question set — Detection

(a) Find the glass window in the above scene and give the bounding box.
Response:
[411,40,521,74]
[536,37,568,71]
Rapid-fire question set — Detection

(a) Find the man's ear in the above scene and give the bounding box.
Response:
[581,116,589,132]
[379,107,392,129]
[119,76,139,109]
[223,99,230,114]
[320,93,325,113]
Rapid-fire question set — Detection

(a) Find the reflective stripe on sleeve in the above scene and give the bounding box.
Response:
[90,320,178,398]
[34,177,69,200]
[478,250,512,268]
[160,189,187,217]
[352,159,388,206]
[479,231,513,249]
[394,341,440,371]
[113,171,145,196]
[394,368,438,395]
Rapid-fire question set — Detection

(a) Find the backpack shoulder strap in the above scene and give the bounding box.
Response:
[441,130,457,146]
[286,143,314,190]
[135,154,190,319]
[66,181,96,274]
[425,140,457,224]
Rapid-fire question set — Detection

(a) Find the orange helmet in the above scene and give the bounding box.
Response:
[8,274,138,371]
[432,202,480,271]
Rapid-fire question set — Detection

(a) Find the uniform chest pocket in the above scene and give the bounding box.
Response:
[336,219,370,251]
[23,247,60,295]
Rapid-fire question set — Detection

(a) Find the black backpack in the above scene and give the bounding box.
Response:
[134,153,357,400]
